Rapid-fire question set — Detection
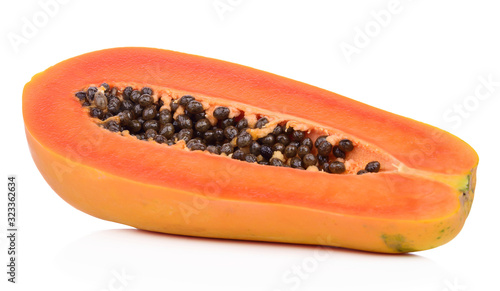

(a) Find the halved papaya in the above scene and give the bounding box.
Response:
[22,47,478,253]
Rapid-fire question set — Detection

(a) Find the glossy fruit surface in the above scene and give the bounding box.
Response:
[23,47,478,253]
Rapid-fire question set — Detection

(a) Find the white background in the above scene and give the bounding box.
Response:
[1,0,499,290]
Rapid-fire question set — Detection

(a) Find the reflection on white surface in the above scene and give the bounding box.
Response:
[55,229,449,291]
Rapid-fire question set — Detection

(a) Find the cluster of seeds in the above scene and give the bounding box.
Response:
[76,84,381,174]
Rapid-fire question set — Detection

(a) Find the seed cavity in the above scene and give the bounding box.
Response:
[76,84,382,174]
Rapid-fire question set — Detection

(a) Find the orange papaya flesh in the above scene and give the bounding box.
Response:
[22,47,478,253]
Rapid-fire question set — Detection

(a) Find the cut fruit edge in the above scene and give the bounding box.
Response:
[22,47,478,176]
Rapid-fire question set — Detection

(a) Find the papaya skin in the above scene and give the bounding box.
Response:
[22,47,478,253]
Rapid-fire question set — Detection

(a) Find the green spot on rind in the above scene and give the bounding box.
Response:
[459,174,471,193]
[381,234,416,253]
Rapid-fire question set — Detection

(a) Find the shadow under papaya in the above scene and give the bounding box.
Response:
[55,228,449,291]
